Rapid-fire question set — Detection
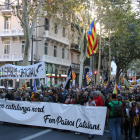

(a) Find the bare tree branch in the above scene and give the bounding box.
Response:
[30,0,44,36]
[16,0,24,25]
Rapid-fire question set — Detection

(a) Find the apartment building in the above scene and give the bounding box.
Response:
[69,24,81,86]
[0,0,72,87]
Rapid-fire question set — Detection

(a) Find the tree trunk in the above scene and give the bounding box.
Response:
[79,51,84,88]
[115,65,120,84]
[22,39,30,66]
[108,31,111,79]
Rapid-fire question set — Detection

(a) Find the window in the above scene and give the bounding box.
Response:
[54,23,58,34]
[54,46,57,57]
[21,41,25,53]
[71,53,73,63]
[5,17,11,29]
[62,27,65,37]
[45,18,49,30]
[62,48,65,59]
[44,43,48,55]
[77,55,79,63]
[4,41,10,54]
[111,67,113,71]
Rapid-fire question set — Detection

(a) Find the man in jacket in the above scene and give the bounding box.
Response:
[122,101,134,140]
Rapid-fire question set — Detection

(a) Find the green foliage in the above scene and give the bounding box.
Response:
[98,0,140,74]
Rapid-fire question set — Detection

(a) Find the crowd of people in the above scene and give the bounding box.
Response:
[0,82,140,140]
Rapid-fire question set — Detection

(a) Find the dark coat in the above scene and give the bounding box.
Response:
[123,106,134,122]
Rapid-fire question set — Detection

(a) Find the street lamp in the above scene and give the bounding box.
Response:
[30,25,49,88]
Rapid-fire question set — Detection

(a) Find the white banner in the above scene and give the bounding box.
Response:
[0,100,106,135]
[0,62,46,79]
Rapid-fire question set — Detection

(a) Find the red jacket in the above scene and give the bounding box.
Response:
[93,96,103,106]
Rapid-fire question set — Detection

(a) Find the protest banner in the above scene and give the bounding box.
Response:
[0,61,46,79]
[0,99,106,135]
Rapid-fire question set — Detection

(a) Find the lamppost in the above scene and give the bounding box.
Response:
[30,25,49,88]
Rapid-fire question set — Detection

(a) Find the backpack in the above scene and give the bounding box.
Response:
[111,101,122,117]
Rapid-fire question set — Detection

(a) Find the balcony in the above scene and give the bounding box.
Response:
[0,54,33,62]
[43,30,69,45]
[0,5,13,14]
[71,63,80,69]
[0,29,24,37]
[70,44,80,53]
[40,55,71,66]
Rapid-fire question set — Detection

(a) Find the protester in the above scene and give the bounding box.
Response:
[93,91,103,106]
[22,93,31,101]
[107,94,123,140]
[33,90,42,102]
[13,92,21,101]
[123,101,134,140]
[54,93,61,103]
[133,102,140,139]
[64,94,74,104]
[42,90,52,102]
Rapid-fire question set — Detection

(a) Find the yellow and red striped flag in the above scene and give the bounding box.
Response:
[22,82,27,91]
[133,113,139,126]
[87,20,98,58]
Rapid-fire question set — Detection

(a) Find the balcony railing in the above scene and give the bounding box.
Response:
[71,63,80,69]
[0,54,33,61]
[0,5,13,11]
[40,55,71,66]
[43,30,69,45]
[0,29,24,37]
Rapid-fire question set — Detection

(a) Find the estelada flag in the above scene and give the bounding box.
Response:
[133,113,139,126]
[87,20,98,58]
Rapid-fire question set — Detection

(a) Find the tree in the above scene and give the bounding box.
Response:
[96,0,140,84]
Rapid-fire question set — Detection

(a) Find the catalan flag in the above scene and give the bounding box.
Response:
[133,112,139,126]
[22,81,27,91]
[87,20,98,58]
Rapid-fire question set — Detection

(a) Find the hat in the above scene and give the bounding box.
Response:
[35,90,40,94]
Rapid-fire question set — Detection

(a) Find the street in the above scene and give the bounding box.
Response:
[0,122,137,140]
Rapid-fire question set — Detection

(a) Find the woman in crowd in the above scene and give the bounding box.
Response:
[64,94,74,104]
[54,93,61,103]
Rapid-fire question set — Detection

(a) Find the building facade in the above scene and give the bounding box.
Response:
[0,0,72,87]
